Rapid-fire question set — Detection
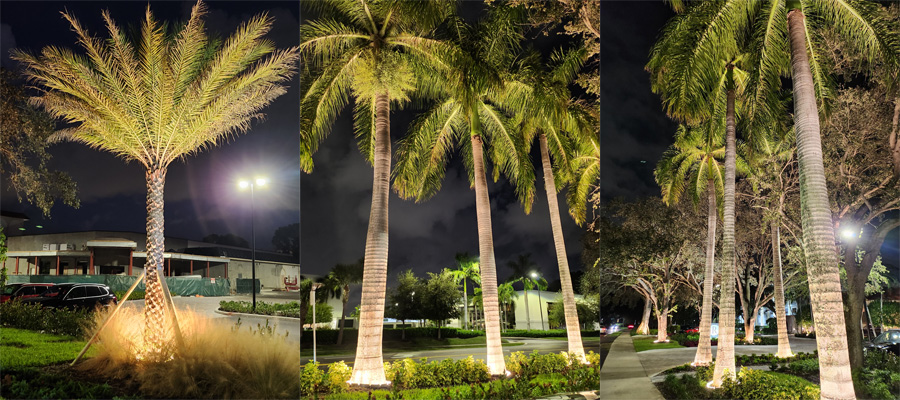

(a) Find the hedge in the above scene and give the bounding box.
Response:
[0,300,91,337]
[659,367,820,400]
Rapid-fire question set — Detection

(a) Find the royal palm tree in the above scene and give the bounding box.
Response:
[653,1,898,396]
[393,8,533,375]
[449,253,480,330]
[654,123,725,366]
[298,0,455,385]
[321,259,365,345]
[505,254,548,331]
[499,46,596,362]
[13,2,298,356]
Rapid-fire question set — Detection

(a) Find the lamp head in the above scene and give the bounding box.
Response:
[530,272,538,279]
[255,177,268,186]
[841,227,857,239]
[238,180,250,189]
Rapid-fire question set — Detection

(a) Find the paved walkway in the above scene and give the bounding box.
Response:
[598,333,665,400]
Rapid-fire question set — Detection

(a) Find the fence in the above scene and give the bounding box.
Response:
[6,275,230,297]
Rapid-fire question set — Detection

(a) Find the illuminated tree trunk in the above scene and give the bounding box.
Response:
[787,10,855,399]
[656,309,668,342]
[349,91,391,386]
[711,76,736,387]
[523,286,532,330]
[772,221,793,358]
[637,296,651,335]
[539,134,586,362]
[471,112,506,375]
[693,178,717,366]
[143,166,171,358]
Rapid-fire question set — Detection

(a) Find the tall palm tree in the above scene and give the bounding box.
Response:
[448,253,480,330]
[654,123,725,366]
[321,259,365,345]
[298,0,455,385]
[499,46,596,362]
[13,2,298,357]
[393,8,532,375]
[655,1,898,396]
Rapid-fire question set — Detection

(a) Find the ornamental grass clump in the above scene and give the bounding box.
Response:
[80,307,300,399]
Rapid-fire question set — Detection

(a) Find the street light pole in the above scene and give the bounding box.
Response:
[239,177,268,312]
[312,283,322,362]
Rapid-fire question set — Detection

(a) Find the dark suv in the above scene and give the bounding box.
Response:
[23,283,117,309]
[865,329,900,356]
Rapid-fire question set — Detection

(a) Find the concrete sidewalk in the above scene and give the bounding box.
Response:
[599,333,664,400]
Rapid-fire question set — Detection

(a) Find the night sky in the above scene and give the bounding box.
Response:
[1,1,895,298]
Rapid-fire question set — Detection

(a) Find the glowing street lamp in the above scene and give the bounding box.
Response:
[841,227,858,240]
[238,176,268,311]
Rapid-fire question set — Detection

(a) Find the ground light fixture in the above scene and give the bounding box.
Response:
[237,176,268,312]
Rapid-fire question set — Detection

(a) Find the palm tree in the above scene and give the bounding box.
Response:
[505,254,547,331]
[654,123,725,366]
[298,0,455,385]
[500,46,596,362]
[474,280,517,331]
[321,259,365,345]
[13,2,298,356]
[654,1,898,396]
[393,8,531,376]
[448,253,480,330]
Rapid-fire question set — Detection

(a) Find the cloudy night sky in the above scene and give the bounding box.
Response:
[1,0,895,297]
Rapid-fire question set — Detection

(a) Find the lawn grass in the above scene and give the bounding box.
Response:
[632,335,685,352]
[541,336,603,341]
[0,328,96,370]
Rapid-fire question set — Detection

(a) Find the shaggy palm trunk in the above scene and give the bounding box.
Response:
[711,78,736,387]
[772,221,794,357]
[142,167,171,358]
[539,134,586,361]
[523,287,532,330]
[788,10,856,400]
[637,296,651,335]
[349,92,391,386]
[337,286,349,346]
[656,310,668,342]
[471,117,506,375]
[693,178,718,366]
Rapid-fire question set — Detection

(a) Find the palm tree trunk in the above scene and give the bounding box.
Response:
[143,166,171,357]
[337,286,349,346]
[349,91,391,386]
[463,279,468,330]
[539,134,587,361]
[787,10,856,400]
[693,178,717,366]
[523,287,531,330]
[471,117,506,376]
[772,221,793,358]
[637,296,651,335]
[711,78,736,387]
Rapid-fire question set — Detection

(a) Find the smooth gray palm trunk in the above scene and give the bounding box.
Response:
[711,82,736,387]
[471,125,506,375]
[143,167,171,358]
[787,10,855,400]
[523,287,531,330]
[693,178,717,366]
[539,134,586,361]
[349,92,391,386]
[772,221,793,358]
[337,286,349,346]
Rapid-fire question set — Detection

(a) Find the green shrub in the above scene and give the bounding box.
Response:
[0,369,115,399]
[868,301,900,328]
[300,361,324,397]
[499,329,600,338]
[114,290,145,301]
[385,356,490,389]
[0,300,91,337]
[657,373,707,400]
[324,361,352,394]
[856,350,900,400]
[720,368,820,400]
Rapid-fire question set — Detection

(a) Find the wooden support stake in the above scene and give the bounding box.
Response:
[159,275,186,354]
[71,272,145,366]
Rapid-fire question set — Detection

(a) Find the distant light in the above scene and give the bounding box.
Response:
[255,177,268,186]
[238,180,249,189]
[530,272,538,278]
[640,160,647,163]
[18,228,25,231]
[35,225,43,228]
[841,228,857,239]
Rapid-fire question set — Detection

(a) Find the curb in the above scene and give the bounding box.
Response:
[213,309,307,323]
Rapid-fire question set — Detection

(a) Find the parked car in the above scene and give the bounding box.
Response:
[865,329,900,356]
[23,283,117,309]
[0,283,55,304]
[685,327,700,334]
[599,326,608,334]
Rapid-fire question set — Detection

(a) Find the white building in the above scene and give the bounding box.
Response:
[512,290,598,330]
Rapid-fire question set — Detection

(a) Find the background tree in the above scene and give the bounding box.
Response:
[385,269,421,340]
[416,269,462,339]
[271,223,299,258]
[13,2,298,357]
[299,0,455,385]
[321,259,365,345]
[299,278,331,340]
[303,302,334,326]
[202,233,250,248]
[448,253,480,330]
[1,69,79,216]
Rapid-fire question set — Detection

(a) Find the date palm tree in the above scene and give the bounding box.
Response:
[498,46,597,362]
[298,0,455,385]
[654,122,725,366]
[449,253,480,330]
[393,8,533,375]
[321,259,365,345]
[13,2,298,356]
[653,0,898,396]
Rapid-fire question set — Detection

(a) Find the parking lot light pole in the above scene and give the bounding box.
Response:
[311,282,323,362]
[239,177,268,312]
